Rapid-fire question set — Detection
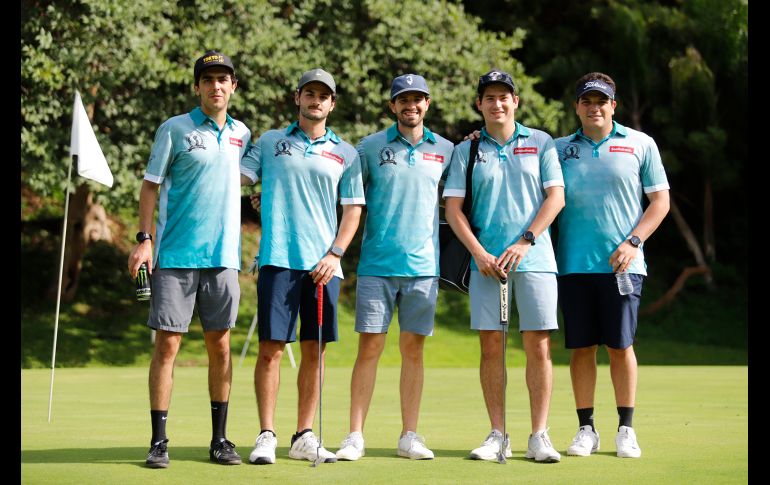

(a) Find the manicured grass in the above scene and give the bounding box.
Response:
[22,366,747,484]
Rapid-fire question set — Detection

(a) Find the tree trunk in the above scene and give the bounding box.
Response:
[47,183,113,302]
[668,197,714,288]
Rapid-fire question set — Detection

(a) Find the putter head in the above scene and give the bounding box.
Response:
[311,447,321,467]
[497,435,509,464]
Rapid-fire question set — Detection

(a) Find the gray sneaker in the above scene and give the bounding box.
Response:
[145,439,169,468]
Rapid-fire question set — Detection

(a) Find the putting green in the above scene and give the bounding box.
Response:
[22,365,747,484]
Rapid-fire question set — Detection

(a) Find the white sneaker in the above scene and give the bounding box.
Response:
[288,431,337,463]
[397,431,434,460]
[525,428,561,463]
[615,426,642,458]
[469,430,512,461]
[249,430,277,465]
[566,425,600,456]
[336,432,365,461]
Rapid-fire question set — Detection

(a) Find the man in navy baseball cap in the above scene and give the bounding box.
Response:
[390,73,430,100]
[477,69,516,96]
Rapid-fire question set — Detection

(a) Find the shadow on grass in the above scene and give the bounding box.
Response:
[21,447,223,466]
[21,446,486,465]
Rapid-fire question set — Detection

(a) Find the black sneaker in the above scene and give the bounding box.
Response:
[210,438,242,465]
[146,439,169,468]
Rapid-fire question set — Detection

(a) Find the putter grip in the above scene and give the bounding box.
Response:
[317,283,323,327]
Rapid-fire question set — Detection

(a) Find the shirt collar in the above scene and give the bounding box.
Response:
[570,120,626,141]
[386,123,437,144]
[286,121,340,144]
[189,107,234,128]
[480,121,530,146]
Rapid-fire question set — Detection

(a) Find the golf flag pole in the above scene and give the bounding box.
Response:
[48,90,114,422]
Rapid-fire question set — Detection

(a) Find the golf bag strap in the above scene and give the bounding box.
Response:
[462,137,480,220]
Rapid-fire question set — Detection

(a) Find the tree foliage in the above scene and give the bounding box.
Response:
[21,0,561,214]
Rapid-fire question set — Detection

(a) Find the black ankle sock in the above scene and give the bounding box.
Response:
[576,407,595,431]
[291,428,313,445]
[617,406,634,429]
[211,401,229,442]
[150,410,168,444]
[260,429,276,437]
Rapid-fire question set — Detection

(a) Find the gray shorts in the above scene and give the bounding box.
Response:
[469,270,558,332]
[148,268,240,333]
[355,275,438,336]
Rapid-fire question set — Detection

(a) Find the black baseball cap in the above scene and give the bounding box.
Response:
[576,79,615,100]
[477,69,516,96]
[194,50,235,83]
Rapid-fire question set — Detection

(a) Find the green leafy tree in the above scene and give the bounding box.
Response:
[22,0,558,299]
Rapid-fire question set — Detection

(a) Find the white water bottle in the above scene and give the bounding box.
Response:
[615,271,634,295]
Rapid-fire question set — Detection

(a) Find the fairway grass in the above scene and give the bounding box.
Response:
[22,366,746,484]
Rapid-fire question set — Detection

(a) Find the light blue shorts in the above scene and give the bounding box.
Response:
[355,276,438,336]
[469,270,558,332]
[148,267,240,333]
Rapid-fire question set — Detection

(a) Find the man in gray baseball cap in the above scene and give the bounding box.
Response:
[241,67,364,465]
[297,68,336,95]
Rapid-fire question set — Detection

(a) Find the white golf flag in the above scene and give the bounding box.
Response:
[70,90,113,187]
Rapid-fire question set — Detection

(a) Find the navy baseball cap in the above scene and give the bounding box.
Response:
[477,69,516,95]
[576,79,615,100]
[297,68,336,94]
[390,74,430,100]
[194,50,235,83]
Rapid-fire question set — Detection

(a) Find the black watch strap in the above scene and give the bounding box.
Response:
[522,231,536,245]
[136,232,153,243]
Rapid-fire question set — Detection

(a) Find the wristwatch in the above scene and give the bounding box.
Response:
[522,231,536,246]
[136,232,153,243]
[329,245,345,258]
[627,235,642,248]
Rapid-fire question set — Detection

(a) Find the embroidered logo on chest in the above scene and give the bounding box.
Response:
[513,147,538,155]
[379,147,396,166]
[322,150,344,164]
[609,146,634,154]
[229,137,243,148]
[185,132,206,152]
[423,153,444,163]
[274,138,292,156]
[563,143,580,160]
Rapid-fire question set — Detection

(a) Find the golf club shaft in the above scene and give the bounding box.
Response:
[317,282,324,464]
[499,275,509,462]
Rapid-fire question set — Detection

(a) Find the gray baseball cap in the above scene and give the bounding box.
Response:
[297,68,336,94]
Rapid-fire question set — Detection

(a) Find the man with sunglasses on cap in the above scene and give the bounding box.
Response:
[554,72,669,459]
[334,74,454,462]
[444,69,564,463]
[240,68,365,465]
[128,50,249,468]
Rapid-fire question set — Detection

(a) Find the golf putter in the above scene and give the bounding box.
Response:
[311,282,324,468]
[497,275,509,464]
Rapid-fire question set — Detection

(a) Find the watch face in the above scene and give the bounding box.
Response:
[630,236,641,247]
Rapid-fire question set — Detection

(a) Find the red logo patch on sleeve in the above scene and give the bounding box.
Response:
[423,153,444,163]
[513,147,538,155]
[609,146,634,154]
[322,150,344,164]
[229,137,243,148]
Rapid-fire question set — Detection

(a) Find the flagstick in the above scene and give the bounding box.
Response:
[48,155,75,423]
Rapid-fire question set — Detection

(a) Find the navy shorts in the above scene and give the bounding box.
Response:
[257,265,340,343]
[557,273,644,350]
